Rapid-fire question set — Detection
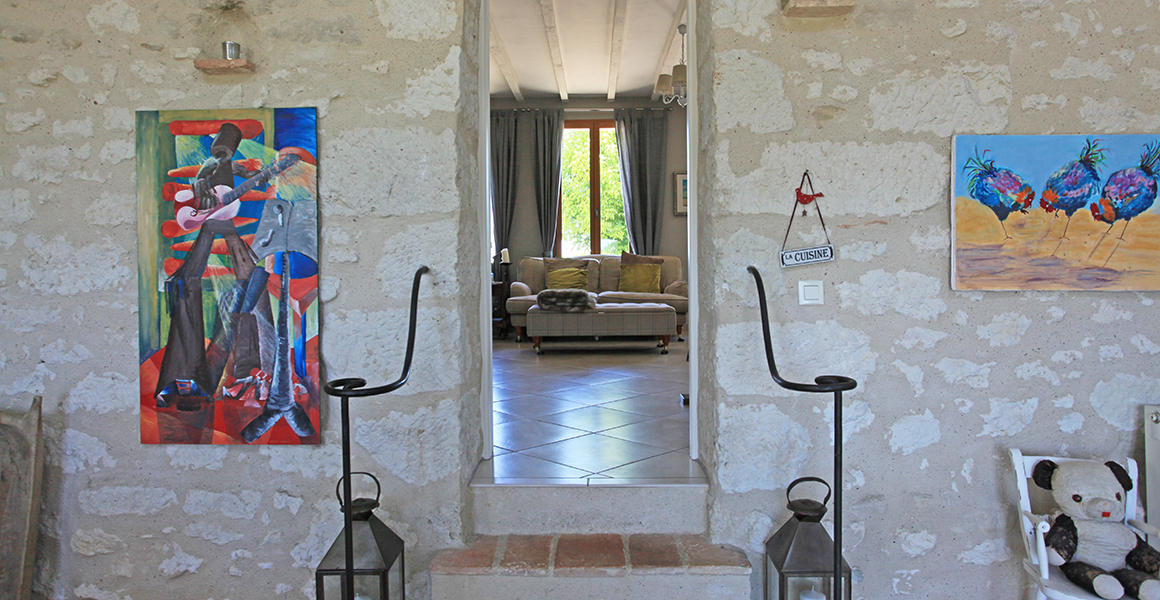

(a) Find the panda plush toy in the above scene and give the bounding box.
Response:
[1032,459,1160,600]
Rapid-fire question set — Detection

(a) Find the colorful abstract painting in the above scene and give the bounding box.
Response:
[137,108,320,444]
[953,134,1160,291]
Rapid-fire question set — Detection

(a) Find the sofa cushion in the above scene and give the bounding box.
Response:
[518,256,600,293]
[506,294,538,316]
[543,257,587,271]
[598,255,684,292]
[598,291,689,314]
[621,251,664,266]
[545,267,588,290]
[618,263,662,293]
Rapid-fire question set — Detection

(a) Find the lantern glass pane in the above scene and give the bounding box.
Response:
[389,558,403,600]
[785,575,852,600]
[320,574,386,600]
[766,554,780,600]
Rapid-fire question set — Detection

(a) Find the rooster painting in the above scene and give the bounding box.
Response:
[1088,142,1160,263]
[963,149,1036,240]
[954,134,1160,290]
[1041,138,1105,242]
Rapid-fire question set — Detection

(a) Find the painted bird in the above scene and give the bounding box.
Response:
[963,149,1035,240]
[1041,138,1106,242]
[1088,142,1160,263]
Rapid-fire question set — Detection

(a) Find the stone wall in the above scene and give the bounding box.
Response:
[4,0,1160,599]
[699,0,1160,597]
[0,1,482,599]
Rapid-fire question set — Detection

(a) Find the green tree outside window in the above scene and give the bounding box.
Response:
[560,126,627,256]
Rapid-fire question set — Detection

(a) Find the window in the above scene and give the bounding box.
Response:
[557,120,628,257]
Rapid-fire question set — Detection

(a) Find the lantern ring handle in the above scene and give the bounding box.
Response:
[335,471,381,506]
[786,476,831,506]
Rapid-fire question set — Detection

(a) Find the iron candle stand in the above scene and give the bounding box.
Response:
[748,265,857,600]
[321,265,429,600]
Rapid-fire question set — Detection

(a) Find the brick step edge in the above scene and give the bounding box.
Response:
[429,533,751,577]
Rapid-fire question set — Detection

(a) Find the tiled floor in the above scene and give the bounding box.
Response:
[473,335,705,485]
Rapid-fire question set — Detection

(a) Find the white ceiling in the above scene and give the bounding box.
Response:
[489,0,687,101]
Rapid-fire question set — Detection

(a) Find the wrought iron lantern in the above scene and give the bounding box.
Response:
[315,472,405,600]
[765,477,852,600]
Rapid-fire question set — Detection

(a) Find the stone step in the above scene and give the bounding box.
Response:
[470,481,709,535]
[430,533,752,600]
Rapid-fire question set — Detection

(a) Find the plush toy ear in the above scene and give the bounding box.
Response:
[1032,460,1058,490]
[1105,461,1133,492]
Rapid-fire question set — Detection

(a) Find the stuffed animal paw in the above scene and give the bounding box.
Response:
[1139,579,1160,600]
[1092,573,1125,600]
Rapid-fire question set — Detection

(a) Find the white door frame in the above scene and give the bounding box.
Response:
[478,0,495,459]
[476,0,700,461]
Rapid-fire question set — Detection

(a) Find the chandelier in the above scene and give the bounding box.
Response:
[654,24,687,106]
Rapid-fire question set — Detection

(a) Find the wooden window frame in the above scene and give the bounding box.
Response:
[555,119,615,257]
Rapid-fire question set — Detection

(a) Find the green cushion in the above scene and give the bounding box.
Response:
[618,264,661,294]
[546,267,588,290]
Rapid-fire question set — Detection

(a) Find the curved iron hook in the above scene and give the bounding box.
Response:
[747,265,857,393]
[324,265,429,398]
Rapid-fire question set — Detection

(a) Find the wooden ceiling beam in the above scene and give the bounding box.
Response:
[489,15,524,103]
[538,0,569,101]
[605,0,628,101]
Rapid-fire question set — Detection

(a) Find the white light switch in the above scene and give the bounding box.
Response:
[799,280,824,305]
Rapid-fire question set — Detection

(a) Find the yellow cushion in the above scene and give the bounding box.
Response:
[545,267,588,290]
[618,264,661,293]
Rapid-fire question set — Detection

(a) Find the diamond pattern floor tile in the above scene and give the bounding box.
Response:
[475,453,593,479]
[488,338,695,482]
[533,405,651,433]
[494,418,587,452]
[521,434,671,474]
[597,450,706,479]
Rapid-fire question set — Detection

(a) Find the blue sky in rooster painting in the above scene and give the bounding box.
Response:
[952,134,1160,291]
[953,134,1160,202]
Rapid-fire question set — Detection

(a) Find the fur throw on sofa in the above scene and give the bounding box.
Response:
[536,289,595,312]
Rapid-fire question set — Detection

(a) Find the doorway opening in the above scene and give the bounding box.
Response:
[475,0,701,486]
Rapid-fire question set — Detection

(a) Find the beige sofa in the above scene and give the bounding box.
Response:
[506,254,689,342]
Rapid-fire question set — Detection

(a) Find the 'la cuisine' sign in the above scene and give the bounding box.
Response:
[780,244,834,268]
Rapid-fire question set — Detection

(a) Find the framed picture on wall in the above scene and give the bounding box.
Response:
[952,133,1160,290]
[674,171,688,216]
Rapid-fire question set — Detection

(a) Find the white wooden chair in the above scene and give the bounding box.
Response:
[1010,449,1159,600]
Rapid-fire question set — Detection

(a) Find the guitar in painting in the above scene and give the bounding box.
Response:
[173,153,300,230]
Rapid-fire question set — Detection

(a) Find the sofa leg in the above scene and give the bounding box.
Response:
[676,324,684,342]
[660,335,670,354]
[515,326,525,342]
[533,336,543,354]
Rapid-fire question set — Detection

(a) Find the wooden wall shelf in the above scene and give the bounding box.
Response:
[193,59,256,75]
[781,0,855,17]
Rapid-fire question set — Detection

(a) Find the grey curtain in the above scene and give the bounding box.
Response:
[615,108,669,255]
[490,110,519,269]
[532,109,565,257]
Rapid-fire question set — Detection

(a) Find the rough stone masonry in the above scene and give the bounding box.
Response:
[1,0,1159,599]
